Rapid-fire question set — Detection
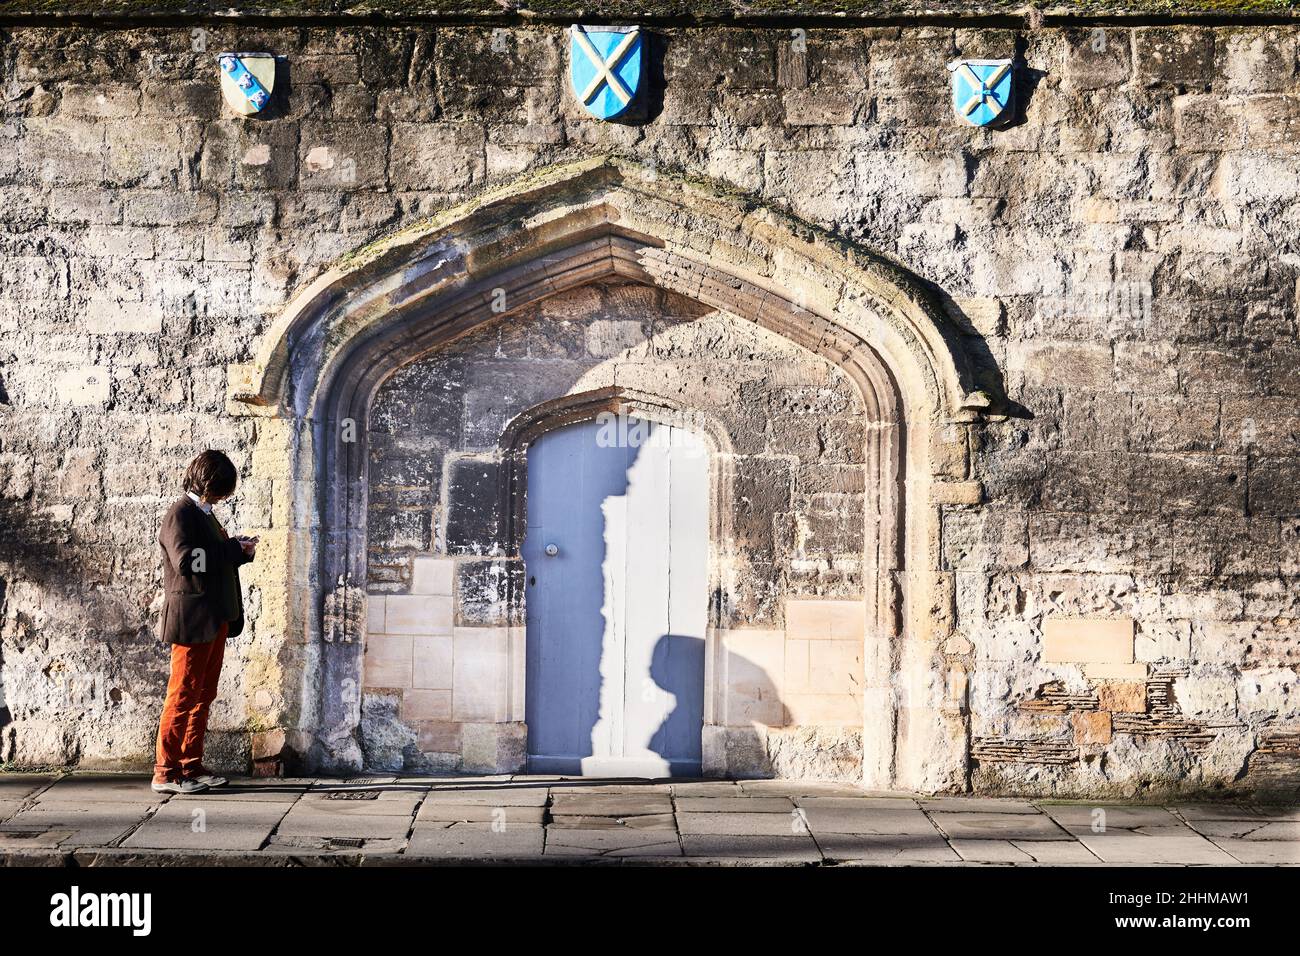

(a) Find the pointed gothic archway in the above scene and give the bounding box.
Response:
[236,156,990,792]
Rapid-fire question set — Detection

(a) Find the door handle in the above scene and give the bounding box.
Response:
[544,543,559,556]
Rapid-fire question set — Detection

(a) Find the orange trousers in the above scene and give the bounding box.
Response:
[153,622,228,780]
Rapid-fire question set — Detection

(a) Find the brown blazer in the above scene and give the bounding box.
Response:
[157,495,252,645]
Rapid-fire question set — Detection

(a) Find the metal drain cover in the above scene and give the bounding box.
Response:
[328,837,366,849]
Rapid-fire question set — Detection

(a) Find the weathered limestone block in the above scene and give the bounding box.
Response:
[1136,27,1216,87]
[461,721,527,774]
[1220,28,1299,94]
[1062,27,1133,91]
[359,691,417,772]
[390,122,488,192]
[942,509,1029,571]
[444,458,504,556]
[1135,620,1192,663]
[1173,666,1240,720]
[1237,668,1300,723]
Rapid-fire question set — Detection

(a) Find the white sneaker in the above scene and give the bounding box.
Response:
[151,778,210,795]
[187,772,228,788]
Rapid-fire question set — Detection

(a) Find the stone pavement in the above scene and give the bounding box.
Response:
[1,772,1297,866]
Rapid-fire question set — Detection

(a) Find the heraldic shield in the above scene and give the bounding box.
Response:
[219,52,276,116]
[569,25,643,121]
[947,58,1014,128]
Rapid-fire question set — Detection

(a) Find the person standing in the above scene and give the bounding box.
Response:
[152,450,258,794]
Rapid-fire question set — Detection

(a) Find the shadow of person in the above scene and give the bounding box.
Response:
[646,633,706,775]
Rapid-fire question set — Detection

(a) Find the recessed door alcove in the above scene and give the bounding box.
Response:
[358,279,875,779]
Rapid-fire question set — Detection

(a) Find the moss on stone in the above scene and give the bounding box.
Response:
[0,0,1296,20]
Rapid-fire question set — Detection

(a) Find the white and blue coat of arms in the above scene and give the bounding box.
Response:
[947,58,1014,128]
[218,52,276,116]
[569,25,643,121]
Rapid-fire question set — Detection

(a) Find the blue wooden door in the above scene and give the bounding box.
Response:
[523,417,708,777]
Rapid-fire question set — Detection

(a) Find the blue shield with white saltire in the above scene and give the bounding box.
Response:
[218,52,276,116]
[947,58,1014,127]
[569,25,643,121]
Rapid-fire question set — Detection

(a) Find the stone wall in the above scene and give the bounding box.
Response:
[0,17,1297,795]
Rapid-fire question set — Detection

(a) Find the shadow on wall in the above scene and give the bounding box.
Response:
[647,633,706,770]
[0,500,161,765]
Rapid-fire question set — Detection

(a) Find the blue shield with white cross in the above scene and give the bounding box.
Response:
[947,58,1014,127]
[569,25,643,121]
[218,52,276,116]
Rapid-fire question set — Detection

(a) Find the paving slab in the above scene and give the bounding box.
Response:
[1251,806,1300,820]
[0,828,77,850]
[1172,803,1273,821]
[680,834,821,862]
[929,811,1072,841]
[951,839,1035,863]
[1186,820,1300,841]
[1121,825,1224,838]
[793,795,918,811]
[407,822,545,859]
[678,811,805,836]
[669,782,745,797]
[920,797,1040,814]
[422,786,549,807]
[0,802,152,847]
[800,806,938,835]
[300,788,423,814]
[0,775,54,801]
[545,828,682,857]
[737,780,866,797]
[123,800,288,851]
[35,774,163,804]
[1012,840,1102,864]
[1210,838,1300,865]
[674,797,794,813]
[0,800,24,822]
[549,813,676,830]
[816,832,959,864]
[548,783,673,795]
[312,781,431,793]
[197,782,307,803]
[416,802,546,824]
[262,834,405,855]
[549,793,673,817]
[1043,805,1183,831]
[1074,833,1239,865]
[275,806,415,840]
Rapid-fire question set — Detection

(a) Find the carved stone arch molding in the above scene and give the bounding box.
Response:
[237,156,989,792]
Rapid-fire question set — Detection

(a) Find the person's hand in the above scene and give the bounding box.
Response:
[238,535,259,558]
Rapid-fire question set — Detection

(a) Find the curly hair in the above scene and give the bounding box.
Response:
[182,449,238,501]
